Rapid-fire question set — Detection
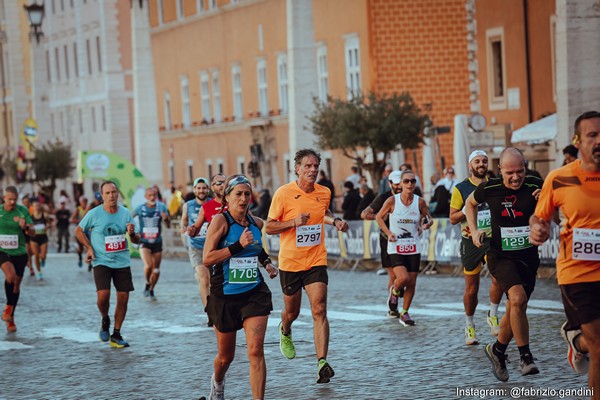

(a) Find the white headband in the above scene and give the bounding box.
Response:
[468,150,488,164]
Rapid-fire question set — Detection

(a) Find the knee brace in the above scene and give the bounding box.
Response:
[153,268,160,274]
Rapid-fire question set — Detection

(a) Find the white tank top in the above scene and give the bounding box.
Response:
[387,193,421,255]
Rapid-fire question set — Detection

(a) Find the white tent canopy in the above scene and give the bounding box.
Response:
[511,113,557,144]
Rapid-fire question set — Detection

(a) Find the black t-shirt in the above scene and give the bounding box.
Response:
[473,176,542,256]
[55,209,71,229]
[366,190,393,235]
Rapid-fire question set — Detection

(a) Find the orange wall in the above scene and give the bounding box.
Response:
[368,0,471,175]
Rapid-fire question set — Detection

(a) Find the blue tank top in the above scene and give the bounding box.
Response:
[186,199,209,249]
[134,202,167,244]
[211,211,264,296]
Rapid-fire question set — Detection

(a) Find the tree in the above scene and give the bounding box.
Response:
[308,91,428,191]
[32,140,75,205]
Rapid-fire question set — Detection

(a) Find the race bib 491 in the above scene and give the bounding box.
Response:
[105,234,127,253]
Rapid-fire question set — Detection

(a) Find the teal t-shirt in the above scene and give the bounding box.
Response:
[0,204,33,256]
[78,205,135,269]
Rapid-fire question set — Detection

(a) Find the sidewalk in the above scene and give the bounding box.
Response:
[0,252,589,399]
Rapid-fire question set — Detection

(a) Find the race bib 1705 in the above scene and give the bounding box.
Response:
[228,256,259,284]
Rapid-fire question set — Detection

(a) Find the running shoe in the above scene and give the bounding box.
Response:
[99,317,110,342]
[387,310,400,318]
[208,374,225,400]
[519,353,539,376]
[279,321,296,359]
[465,326,479,345]
[1,305,12,322]
[78,259,82,268]
[399,312,415,326]
[387,287,398,313]
[109,332,130,348]
[149,291,157,302]
[29,269,35,276]
[143,284,150,297]
[7,317,16,333]
[561,321,589,374]
[484,343,509,382]
[316,359,335,384]
[36,272,43,281]
[487,311,500,336]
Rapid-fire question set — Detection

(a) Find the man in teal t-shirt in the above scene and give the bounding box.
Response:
[0,186,34,333]
[75,181,140,348]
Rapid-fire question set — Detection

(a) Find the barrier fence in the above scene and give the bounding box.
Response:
[262,218,560,267]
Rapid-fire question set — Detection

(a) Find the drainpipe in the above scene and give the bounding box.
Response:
[523,0,533,122]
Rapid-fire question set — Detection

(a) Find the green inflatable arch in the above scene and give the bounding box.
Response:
[77,150,149,208]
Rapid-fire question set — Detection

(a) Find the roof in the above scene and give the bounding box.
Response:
[511,113,557,145]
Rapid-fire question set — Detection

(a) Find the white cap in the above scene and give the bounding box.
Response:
[388,170,402,184]
[468,150,488,164]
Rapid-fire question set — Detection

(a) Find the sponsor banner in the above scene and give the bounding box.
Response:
[264,219,559,266]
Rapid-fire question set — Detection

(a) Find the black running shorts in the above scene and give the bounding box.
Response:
[487,251,539,299]
[0,252,28,278]
[388,254,421,273]
[561,281,600,330]
[93,265,135,292]
[140,242,163,254]
[380,234,393,268]
[30,234,49,245]
[460,237,490,275]
[205,281,273,333]
[279,265,328,296]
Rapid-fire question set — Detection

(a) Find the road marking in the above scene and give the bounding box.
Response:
[0,340,33,351]
[42,327,99,343]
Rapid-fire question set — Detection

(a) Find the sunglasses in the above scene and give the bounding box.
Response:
[213,181,225,186]
[402,179,417,184]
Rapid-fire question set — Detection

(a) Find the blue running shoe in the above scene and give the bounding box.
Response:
[99,317,110,342]
[109,333,129,348]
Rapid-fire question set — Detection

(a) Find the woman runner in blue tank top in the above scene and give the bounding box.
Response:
[202,175,278,400]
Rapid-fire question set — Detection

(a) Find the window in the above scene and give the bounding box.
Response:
[232,64,243,120]
[316,45,328,102]
[54,47,60,82]
[550,15,557,103]
[180,76,191,128]
[164,92,172,130]
[237,156,245,174]
[486,28,507,110]
[257,59,268,117]
[258,24,264,52]
[206,159,213,180]
[51,113,55,135]
[277,53,289,114]
[78,108,83,134]
[158,0,164,25]
[168,160,175,183]
[200,71,211,122]
[187,160,194,184]
[196,0,203,14]
[86,38,92,75]
[212,70,221,123]
[96,36,102,73]
[217,158,224,174]
[101,105,106,131]
[177,0,184,19]
[91,106,96,133]
[73,43,79,78]
[51,0,56,14]
[344,35,361,99]
[60,0,64,12]
[45,50,51,82]
[209,0,216,10]
[63,45,69,80]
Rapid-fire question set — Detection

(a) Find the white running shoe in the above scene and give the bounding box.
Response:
[465,326,479,345]
[561,321,589,374]
[487,311,500,336]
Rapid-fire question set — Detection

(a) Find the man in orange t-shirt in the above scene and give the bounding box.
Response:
[266,148,348,384]
[531,111,600,393]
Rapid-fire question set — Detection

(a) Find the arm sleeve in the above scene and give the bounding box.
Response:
[449,186,464,210]
[473,181,486,204]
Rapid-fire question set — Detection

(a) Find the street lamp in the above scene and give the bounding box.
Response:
[23,2,45,44]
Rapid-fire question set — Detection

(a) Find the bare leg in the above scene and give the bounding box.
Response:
[305,282,329,360]
[581,319,600,399]
[243,315,268,399]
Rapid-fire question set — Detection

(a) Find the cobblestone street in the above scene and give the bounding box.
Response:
[0,252,590,399]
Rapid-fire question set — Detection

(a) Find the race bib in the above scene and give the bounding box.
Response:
[394,237,418,255]
[296,224,322,247]
[500,226,532,251]
[228,256,259,284]
[105,234,127,253]
[142,227,159,240]
[572,228,600,261]
[198,223,208,239]
[0,234,18,250]
[477,210,491,230]
[34,223,46,234]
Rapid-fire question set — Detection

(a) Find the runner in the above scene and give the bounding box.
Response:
[265,148,348,384]
[375,169,433,326]
[20,196,34,276]
[29,198,50,280]
[74,181,140,348]
[183,175,221,324]
[465,147,543,382]
[70,196,89,268]
[55,200,71,253]
[530,110,600,394]
[1,186,34,332]
[361,170,403,318]
[133,187,168,301]
[202,175,278,400]
[449,150,503,345]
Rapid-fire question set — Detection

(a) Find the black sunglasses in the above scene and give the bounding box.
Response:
[402,179,417,184]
